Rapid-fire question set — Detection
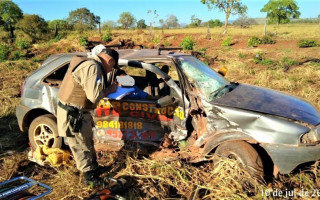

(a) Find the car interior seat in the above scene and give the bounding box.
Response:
[143,70,159,96]
[158,65,170,96]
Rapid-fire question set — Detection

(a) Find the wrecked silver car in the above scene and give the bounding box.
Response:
[16,48,320,177]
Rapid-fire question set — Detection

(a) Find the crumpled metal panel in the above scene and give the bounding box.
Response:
[212,84,320,126]
[213,105,310,145]
[40,85,56,115]
[192,100,238,147]
[192,97,310,149]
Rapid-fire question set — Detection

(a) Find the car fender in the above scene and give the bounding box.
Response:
[22,108,54,133]
[201,130,258,156]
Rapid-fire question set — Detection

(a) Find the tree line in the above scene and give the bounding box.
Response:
[0,0,314,43]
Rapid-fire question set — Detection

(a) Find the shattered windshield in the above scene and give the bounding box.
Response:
[177,56,229,100]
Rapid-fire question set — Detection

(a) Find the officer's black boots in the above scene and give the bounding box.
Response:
[83,169,105,188]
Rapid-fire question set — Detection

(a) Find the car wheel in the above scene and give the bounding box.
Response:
[28,114,62,150]
[215,140,264,178]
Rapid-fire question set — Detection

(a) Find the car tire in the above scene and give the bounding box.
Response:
[215,140,264,178]
[28,114,62,150]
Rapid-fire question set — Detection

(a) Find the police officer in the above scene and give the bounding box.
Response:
[57,44,119,187]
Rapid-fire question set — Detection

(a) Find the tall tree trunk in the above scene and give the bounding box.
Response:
[9,25,14,43]
[264,19,267,36]
[98,23,101,35]
[149,22,153,36]
[54,24,58,37]
[223,14,229,35]
[206,23,211,40]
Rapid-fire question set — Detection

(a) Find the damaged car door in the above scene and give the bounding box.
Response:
[92,60,187,152]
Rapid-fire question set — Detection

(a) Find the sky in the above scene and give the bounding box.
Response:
[12,0,320,26]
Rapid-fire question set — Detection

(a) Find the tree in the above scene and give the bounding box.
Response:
[233,14,257,27]
[0,0,23,42]
[17,14,48,42]
[95,15,101,34]
[206,19,223,28]
[48,19,70,37]
[147,10,158,35]
[118,12,136,29]
[67,8,97,32]
[261,0,300,26]
[137,19,147,29]
[101,20,117,30]
[201,0,247,34]
[166,14,179,28]
[159,19,167,33]
[190,15,202,27]
[159,19,167,28]
[318,14,320,30]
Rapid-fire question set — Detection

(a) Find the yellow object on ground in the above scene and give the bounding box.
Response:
[29,145,72,167]
[218,66,228,76]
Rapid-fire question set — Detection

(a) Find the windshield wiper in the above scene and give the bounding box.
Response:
[211,82,238,98]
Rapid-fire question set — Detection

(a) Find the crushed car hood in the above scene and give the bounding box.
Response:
[211,84,320,126]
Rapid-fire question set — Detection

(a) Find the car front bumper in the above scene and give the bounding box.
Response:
[261,143,320,174]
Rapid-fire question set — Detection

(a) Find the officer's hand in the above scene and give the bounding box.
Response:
[102,82,118,96]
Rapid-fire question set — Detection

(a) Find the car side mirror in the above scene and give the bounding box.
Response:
[156,96,177,107]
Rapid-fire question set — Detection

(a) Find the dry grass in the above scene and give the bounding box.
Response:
[117,156,267,199]
[113,24,320,40]
[1,24,320,199]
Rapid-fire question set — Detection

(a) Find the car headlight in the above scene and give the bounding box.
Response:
[300,125,320,145]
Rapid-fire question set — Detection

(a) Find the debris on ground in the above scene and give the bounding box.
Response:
[28,145,72,167]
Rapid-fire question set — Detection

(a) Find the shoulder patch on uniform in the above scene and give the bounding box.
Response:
[96,77,102,91]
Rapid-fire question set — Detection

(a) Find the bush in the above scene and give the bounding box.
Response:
[253,53,275,66]
[12,51,25,60]
[53,33,66,42]
[152,36,159,44]
[260,58,274,66]
[15,39,30,50]
[221,36,232,47]
[238,53,247,58]
[17,14,49,42]
[180,36,195,50]
[247,36,261,47]
[78,35,89,46]
[163,40,170,47]
[65,46,72,53]
[281,57,298,67]
[31,57,41,63]
[207,19,223,28]
[198,47,207,52]
[253,53,263,64]
[102,32,112,42]
[261,35,275,44]
[298,39,318,48]
[0,44,11,62]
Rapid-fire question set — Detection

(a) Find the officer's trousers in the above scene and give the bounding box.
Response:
[57,106,97,172]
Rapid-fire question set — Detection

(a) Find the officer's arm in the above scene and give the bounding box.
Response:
[73,62,107,104]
